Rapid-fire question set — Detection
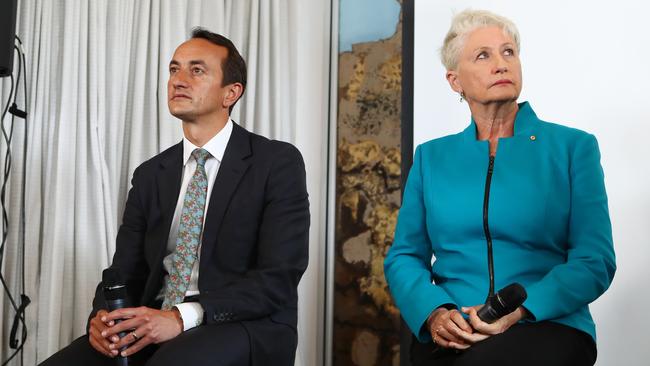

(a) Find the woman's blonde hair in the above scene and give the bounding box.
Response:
[440,9,520,70]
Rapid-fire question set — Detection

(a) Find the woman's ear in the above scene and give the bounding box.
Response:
[446,70,462,94]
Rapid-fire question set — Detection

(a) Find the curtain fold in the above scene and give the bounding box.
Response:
[0,1,329,365]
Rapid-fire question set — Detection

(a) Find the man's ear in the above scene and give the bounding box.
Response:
[223,82,244,110]
[446,70,462,94]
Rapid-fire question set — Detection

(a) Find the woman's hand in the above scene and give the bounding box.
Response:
[427,307,474,350]
[455,305,527,344]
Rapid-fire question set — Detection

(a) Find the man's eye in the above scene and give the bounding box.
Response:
[169,68,178,74]
[192,68,204,75]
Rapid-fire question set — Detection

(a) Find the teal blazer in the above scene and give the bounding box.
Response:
[384,102,615,343]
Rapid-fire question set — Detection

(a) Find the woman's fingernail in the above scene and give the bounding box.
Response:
[101,331,107,337]
[111,350,118,355]
[121,351,128,357]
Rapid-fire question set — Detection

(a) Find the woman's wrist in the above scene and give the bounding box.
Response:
[427,307,449,329]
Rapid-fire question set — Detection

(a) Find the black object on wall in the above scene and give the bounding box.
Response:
[0,0,18,77]
[400,0,415,365]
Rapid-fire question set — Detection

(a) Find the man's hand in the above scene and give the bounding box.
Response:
[101,306,183,357]
[89,309,118,357]
[427,307,474,350]
[455,305,527,344]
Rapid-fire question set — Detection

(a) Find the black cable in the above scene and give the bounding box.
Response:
[0,74,21,366]
[1,46,20,270]
[18,35,29,366]
[0,74,14,267]
[0,38,29,366]
[482,155,496,301]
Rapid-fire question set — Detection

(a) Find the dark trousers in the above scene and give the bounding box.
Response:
[410,321,597,366]
[38,322,250,366]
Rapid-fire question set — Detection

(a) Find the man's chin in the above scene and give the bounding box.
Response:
[168,108,195,121]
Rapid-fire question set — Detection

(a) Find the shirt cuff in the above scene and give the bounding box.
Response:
[174,302,204,331]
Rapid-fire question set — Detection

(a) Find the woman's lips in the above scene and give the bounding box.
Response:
[493,79,513,86]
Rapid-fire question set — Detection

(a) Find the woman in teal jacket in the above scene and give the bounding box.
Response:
[384,10,615,366]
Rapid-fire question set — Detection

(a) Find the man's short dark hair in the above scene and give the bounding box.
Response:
[191,27,247,114]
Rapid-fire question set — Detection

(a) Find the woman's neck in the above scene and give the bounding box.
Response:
[469,101,518,156]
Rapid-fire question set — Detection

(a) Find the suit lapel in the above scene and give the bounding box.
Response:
[200,123,252,270]
[141,142,183,305]
[157,142,184,216]
[153,143,183,271]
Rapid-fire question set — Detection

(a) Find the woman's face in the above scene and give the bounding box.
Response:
[447,26,522,105]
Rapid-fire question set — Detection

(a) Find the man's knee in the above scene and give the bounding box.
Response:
[38,336,113,366]
[146,323,250,366]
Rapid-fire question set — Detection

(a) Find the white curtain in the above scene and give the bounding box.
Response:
[0,0,331,364]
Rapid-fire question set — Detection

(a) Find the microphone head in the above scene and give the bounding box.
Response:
[102,268,127,301]
[496,283,527,313]
[102,268,123,288]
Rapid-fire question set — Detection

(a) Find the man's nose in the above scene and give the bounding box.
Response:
[171,71,190,88]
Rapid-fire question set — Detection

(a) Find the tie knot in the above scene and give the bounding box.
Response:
[191,148,210,167]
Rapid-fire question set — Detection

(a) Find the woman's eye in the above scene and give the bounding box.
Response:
[504,48,514,56]
[477,51,488,60]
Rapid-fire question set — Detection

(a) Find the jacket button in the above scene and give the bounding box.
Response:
[530,135,536,141]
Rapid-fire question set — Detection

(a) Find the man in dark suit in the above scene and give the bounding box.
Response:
[40,28,309,366]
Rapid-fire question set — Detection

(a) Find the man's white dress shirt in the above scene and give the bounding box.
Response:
[159,120,233,331]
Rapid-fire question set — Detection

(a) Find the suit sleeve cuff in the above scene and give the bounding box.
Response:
[174,302,204,331]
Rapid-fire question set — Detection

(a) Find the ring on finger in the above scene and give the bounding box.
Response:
[433,326,443,344]
[131,331,140,341]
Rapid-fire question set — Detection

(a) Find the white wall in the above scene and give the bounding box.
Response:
[413,1,650,365]
[292,0,331,365]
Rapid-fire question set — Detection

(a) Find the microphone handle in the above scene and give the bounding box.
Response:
[112,318,129,365]
[476,302,500,323]
[106,298,130,311]
[114,349,128,366]
[105,297,131,365]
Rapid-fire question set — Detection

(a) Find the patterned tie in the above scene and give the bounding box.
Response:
[162,148,211,310]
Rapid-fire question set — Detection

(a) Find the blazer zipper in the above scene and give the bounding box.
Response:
[482,155,496,300]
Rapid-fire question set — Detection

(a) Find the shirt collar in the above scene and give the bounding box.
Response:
[463,101,538,141]
[182,119,233,166]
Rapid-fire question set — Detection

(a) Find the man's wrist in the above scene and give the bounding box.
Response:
[171,307,184,332]
[173,302,204,331]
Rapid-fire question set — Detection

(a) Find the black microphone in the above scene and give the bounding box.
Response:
[103,268,131,366]
[477,283,527,323]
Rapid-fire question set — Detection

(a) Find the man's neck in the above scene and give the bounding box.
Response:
[182,115,229,147]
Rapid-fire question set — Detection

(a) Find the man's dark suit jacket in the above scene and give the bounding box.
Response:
[88,122,310,365]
